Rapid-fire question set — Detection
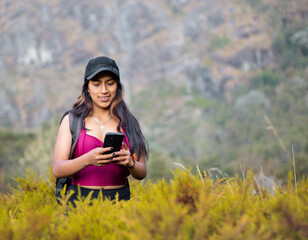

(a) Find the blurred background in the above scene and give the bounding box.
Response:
[0,0,307,192]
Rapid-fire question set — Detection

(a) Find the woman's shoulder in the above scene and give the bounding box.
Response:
[59,111,70,124]
[62,114,69,122]
[59,111,77,130]
[59,114,70,131]
[61,110,83,124]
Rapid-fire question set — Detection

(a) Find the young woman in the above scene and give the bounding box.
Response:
[53,56,148,203]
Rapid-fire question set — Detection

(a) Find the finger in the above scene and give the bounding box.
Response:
[98,162,109,167]
[97,152,117,161]
[98,159,113,165]
[122,142,129,151]
[111,156,128,161]
[96,147,109,155]
[113,151,127,156]
[105,152,117,159]
[111,158,126,165]
[101,147,113,154]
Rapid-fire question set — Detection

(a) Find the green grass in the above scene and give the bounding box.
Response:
[0,169,307,239]
[209,34,231,51]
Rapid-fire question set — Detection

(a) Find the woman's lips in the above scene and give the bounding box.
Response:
[99,96,110,102]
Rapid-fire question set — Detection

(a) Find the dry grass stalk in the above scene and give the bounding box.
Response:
[240,163,246,184]
[196,165,204,183]
[227,181,233,195]
[264,115,287,152]
[203,170,208,179]
[292,146,299,207]
[254,177,265,208]
[260,173,278,195]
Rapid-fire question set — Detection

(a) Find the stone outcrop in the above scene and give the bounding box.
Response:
[0,0,301,129]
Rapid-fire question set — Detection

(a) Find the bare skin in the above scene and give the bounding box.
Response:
[52,74,147,190]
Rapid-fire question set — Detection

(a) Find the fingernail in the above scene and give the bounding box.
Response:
[112,152,115,156]
[110,147,113,150]
[110,157,113,160]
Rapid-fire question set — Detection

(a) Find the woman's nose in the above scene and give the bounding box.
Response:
[101,84,108,93]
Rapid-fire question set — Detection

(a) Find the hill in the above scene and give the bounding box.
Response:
[0,0,307,183]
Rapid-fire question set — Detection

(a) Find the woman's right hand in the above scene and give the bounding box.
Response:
[87,147,115,167]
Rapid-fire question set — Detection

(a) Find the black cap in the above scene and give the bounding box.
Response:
[84,56,120,82]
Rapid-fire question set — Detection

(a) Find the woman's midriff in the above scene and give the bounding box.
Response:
[79,185,126,190]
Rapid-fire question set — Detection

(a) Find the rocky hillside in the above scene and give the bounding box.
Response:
[0,0,308,181]
[0,0,284,129]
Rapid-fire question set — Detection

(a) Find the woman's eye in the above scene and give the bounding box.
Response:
[107,82,114,86]
[93,83,100,87]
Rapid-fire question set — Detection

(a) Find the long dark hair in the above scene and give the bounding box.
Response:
[63,72,148,161]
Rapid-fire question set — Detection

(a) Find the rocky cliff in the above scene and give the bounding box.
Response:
[0,0,306,129]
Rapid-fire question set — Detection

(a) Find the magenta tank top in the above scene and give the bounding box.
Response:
[71,128,130,186]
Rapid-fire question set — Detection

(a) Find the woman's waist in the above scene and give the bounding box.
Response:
[72,166,128,186]
[75,184,126,190]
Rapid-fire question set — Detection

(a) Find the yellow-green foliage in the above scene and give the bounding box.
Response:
[0,169,307,240]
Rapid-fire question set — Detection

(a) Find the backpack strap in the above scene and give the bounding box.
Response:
[56,111,82,201]
[68,112,82,159]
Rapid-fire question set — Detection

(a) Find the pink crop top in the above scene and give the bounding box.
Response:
[71,127,130,186]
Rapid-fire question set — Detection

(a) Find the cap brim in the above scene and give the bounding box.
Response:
[86,67,119,80]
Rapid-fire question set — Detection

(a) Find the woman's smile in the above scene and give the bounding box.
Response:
[99,96,111,102]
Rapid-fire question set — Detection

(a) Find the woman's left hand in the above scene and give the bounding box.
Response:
[112,142,135,168]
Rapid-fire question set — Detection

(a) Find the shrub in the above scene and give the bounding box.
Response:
[0,169,307,239]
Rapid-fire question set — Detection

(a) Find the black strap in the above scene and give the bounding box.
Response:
[56,112,82,200]
[68,112,82,159]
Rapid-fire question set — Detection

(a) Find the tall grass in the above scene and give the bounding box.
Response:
[0,168,307,239]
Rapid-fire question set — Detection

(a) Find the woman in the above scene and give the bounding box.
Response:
[53,56,148,204]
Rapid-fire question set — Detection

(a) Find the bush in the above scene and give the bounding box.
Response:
[0,169,307,239]
[147,150,175,181]
[0,129,35,192]
[250,70,279,90]
[209,34,230,51]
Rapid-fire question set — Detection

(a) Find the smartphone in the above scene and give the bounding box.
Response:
[103,132,125,155]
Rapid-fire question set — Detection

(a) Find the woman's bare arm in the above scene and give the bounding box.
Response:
[112,144,147,180]
[128,154,147,180]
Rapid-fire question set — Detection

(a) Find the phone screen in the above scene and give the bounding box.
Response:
[103,132,124,154]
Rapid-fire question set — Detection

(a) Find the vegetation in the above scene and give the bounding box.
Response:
[0,1,306,238]
[0,129,35,192]
[130,2,308,182]
[0,2,306,238]
[209,34,231,51]
[0,169,307,239]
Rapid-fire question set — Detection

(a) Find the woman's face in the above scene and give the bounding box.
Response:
[87,73,118,110]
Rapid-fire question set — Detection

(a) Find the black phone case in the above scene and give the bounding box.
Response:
[103,132,125,154]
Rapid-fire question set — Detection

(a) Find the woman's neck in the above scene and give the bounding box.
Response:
[91,107,111,121]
